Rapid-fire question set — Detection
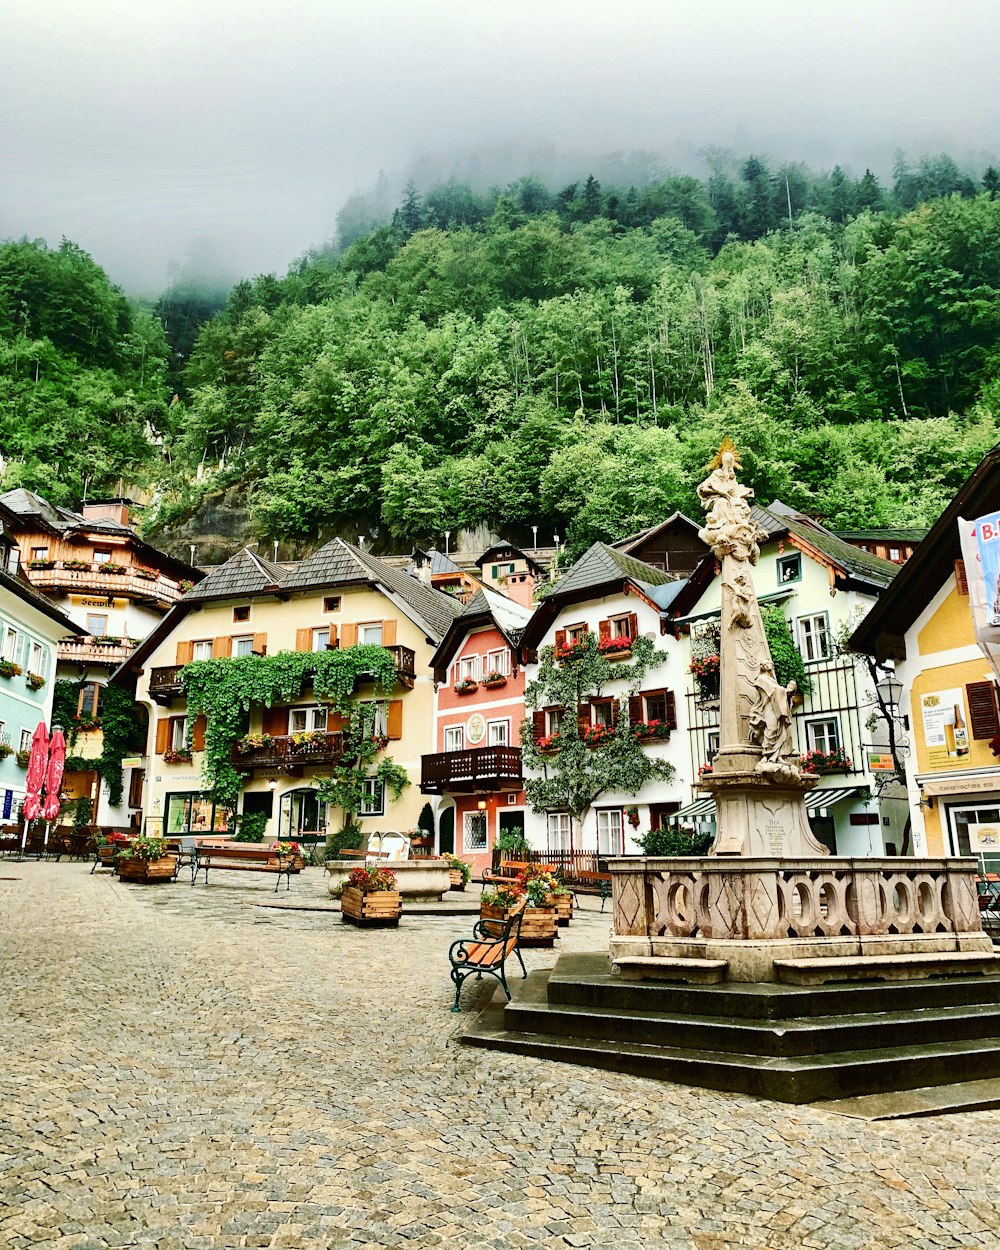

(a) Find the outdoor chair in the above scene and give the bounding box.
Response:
[448,902,527,1012]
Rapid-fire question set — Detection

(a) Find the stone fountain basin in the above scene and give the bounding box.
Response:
[327,858,450,902]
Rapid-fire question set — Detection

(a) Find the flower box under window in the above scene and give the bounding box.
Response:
[799,748,852,775]
[454,678,479,695]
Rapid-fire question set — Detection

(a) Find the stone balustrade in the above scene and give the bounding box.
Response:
[610,856,984,943]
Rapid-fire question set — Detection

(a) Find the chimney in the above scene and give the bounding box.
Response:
[82,498,132,529]
[503,571,536,608]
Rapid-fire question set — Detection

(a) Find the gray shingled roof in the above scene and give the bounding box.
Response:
[182,548,288,601]
[351,543,463,639]
[552,542,676,600]
[761,502,898,588]
[0,565,85,634]
[0,488,133,536]
[835,528,928,543]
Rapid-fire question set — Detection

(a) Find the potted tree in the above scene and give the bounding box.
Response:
[340,865,402,926]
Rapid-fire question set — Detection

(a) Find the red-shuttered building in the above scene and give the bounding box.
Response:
[422,588,534,874]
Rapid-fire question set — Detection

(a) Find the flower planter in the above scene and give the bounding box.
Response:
[545,892,573,925]
[454,681,478,696]
[599,647,632,661]
[340,885,402,926]
[480,902,557,946]
[483,676,508,690]
[117,855,176,883]
[448,868,466,891]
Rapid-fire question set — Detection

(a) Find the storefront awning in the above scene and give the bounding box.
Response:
[670,787,866,823]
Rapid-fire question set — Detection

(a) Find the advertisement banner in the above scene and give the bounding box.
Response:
[958,513,1000,681]
[970,823,1000,852]
[920,687,971,769]
[867,752,896,772]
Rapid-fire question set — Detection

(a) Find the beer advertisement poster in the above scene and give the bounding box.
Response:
[920,688,971,768]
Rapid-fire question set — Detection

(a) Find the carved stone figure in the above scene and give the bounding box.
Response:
[748,663,796,763]
[696,445,768,564]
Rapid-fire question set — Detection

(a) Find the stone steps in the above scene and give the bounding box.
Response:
[816,1076,1000,1120]
[774,950,1000,985]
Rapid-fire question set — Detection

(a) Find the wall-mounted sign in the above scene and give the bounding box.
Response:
[920,688,971,769]
[970,823,1000,851]
[120,756,143,769]
[2,789,13,819]
[867,752,896,772]
[466,713,486,745]
[80,597,116,608]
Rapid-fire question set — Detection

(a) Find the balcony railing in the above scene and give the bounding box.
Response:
[149,666,185,702]
[420,746,522,794]
[352,645,416,687]
[59,636,140,666]
[232,732,345,770]
[28,562,185,606]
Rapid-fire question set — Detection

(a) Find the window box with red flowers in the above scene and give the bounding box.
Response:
[633,719,671,742]
[179,579,195,594]
[28,558,55,570]
[482,671,508,689]
[25,672,46,692]
[582,723,615,748]
[799,748,852,775]
[0,660,23,680]
[134,567,158,581]
[555,636,591,662]
[454,677,479,695]
[98,562,127,575]
[62,559,91,572]
[535,732,564,754]
[15,749,31,768]
[690,653,720,700]
[597,634,632,660]
[163,748,193,765]
[698,763,714,777]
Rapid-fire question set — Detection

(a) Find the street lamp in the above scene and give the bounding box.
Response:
[876,674,904,711]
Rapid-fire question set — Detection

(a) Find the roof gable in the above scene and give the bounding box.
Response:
[182,547,288,602]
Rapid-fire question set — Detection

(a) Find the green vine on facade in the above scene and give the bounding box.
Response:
[98,685,146,807]
[180,645,400,813]
[761,605,813,698]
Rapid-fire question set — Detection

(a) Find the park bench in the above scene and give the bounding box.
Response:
[575,870,613,912]
[481,860,556,891]
[448,902,527,1012]
[190,844,295,891]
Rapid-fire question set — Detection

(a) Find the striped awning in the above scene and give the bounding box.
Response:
[671,787,864,823]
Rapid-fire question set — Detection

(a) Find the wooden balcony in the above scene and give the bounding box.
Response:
[351,645,416,688]
[149,665,185,703]
[232,732,345,771]
[58,636,140,667]
[420,746,523,795]
[28,562,185,608]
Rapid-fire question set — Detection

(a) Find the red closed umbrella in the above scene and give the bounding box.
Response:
[22,722,49,822]
[42,728,66,822]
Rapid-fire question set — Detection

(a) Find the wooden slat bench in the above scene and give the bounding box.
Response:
[575,870,613,912]
[191,844,295,892]
[481,860,557,891]
[448,903,527,1012]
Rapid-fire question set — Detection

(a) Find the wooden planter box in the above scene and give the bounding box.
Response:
[480,902,557,946]
[545,892,573,925]
[117,855,176,883]
[340,885,402,927]
[448,868,466,891]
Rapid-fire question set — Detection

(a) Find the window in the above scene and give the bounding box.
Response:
[798,613,831,662]
[806,718,841,754]
[233,636,255,658]
[591,700,614,728]
[610,615,634,640]
[463,810,488,851]
[546,812,571,852]
[444,725,464,752]
[644,691,668,723]
[597,809,624,855]
[889,548,900,562]
[20,728,32,753]
[77,683,101,720]
[31,546,48,561]
[546,708,564,735]
[706,730,720,763]
[360,778,385,816]
[290,706,328,733]
[312,627,330,652]
[0,720,5,746]
[777,554,801,584]
[86,613,108,636]
[233,605,251,623]
[359,622,383,646]
[128,768,145,809]
[491,565,499,578]
[487,719,509,746]
[565,622,587,644]
[93,549,112,565]
[191,639,213,661]
[170,718,188,750]
[164,793,228,836]
[278,787,329,838]
[357,701,388,736]
[458,655,479,682]
[3,628,17,661]
[29,642,45,676]
[485,649,509,676]
[323,596,341,613]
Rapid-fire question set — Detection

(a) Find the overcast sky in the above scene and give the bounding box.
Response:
[3,0,998,294]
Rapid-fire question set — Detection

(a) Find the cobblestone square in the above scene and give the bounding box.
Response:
[2,863,999,1250]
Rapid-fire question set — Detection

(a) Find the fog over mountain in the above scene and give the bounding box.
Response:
[3,0,998,294]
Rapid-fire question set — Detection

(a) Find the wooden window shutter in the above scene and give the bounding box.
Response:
[598,619,611,643]
[665,690,677,730]
[262,705,289,736]
[532,710,546,742]
[252,632,267,655]
[554,629,567,651]
[326,708,347,732]
[295,627,312,652]
[966,682,1000,740]
[128,768,144,808]
[154,718,171,754]
[191,715,207,752]
[955,559,969,595]
[627,611,638,639]
[381,619,397,646]
[386,699,403,740]
[610,699,620,726]
[628,695,642,724]
[328,624,338,649]
[212,636,232,659]
[176,640,193,665]
[577,701,591,735]
[340,622,358,648]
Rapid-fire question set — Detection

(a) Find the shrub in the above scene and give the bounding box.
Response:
[234,809,268,842]
[637,826,714,856]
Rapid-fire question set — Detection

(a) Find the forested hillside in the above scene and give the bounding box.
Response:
[3,152,1000,556]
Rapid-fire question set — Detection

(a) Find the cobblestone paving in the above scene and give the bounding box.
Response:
[2,862,1000,1250]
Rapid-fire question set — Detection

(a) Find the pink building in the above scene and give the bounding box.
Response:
[421,588,533,875]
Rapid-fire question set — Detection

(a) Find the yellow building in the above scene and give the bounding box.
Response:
[852,446,1000,857]
[118,541,461,841]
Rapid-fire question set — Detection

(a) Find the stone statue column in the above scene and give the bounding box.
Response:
[696,442,828,857]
